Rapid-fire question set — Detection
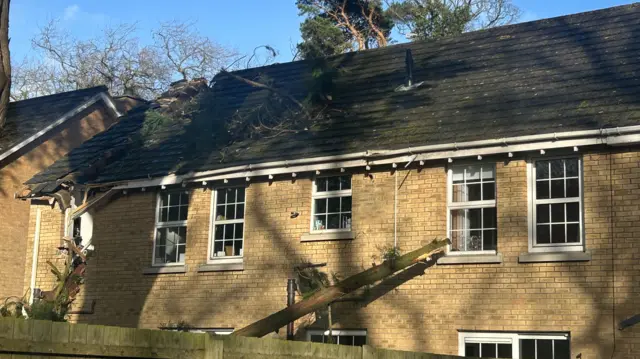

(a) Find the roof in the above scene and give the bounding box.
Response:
[0,86,110,161]
[27,3,640,186]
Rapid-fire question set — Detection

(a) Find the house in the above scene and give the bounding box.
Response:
[0,87,140,300]
[15,4,640,359]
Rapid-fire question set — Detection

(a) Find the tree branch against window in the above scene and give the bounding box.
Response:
[448,164,497,253]
[531,157,583,252]
[311,176,352,232]
[153,191,190,266]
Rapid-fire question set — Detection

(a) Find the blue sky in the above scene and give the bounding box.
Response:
[9,0,636,63]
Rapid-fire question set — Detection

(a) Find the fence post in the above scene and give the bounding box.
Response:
[205,334,223,359]
[362,344,377,359]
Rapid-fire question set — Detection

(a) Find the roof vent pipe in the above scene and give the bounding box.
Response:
[395,48,424,92]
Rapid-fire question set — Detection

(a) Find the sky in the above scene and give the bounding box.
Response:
[8,0,637,64]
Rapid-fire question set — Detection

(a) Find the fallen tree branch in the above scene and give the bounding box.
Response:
[232,238,449,337]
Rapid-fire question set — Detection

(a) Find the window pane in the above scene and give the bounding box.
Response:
[235,223,244,239]
[555,340,571,359]
[566,158,579,177]
[156,228,166,246]
[216,205,226,220]
[215,225,224,240]
[234,240,243,256]
[567,224,580,243]
[537,339,553,359]
[566,178,579,197]
[224,241,234,256]
[483,230,497,251]
[160,194,169,207]
[451,210,465,231]
[566,202,579,222]
[224,224,234,239]
[483,208,497,228]
[178,205,188,221]
[467,183,482,201]
[552,224,566,243]
[341,213,352,230]
[236,187,245,202]
[169,193,179,206]
[314,215,326,230]
[537,225,551,244]
[521,339,535,359]
[498,344,512,358]
[340,176,351,190]
[537,204,550,223]
[482,166,495,180]
[551,203,565,222]
[467,230,482,251]
[177,244,186,263]
[353,335,366,346]
[327,197,341,212]
[213,240,223,255]
[178,227,187,244]
[451,230,464,251]
[465,343,480,357]
[483,182,495,200]
[551,179,564,198]
[339,335,354,346]
[226,204,236,220]
[536,161,549,179]
[341,196,352,212]
[155,246,166,264]
[551,160,564,178]
[168,207,179,221]
[481,343,496,357]
[216,190,225,204]
[160,207,168,222]
[327,214,340,229]
[466,166,480,181]
[315,199,327,214]
[316,178,327,192]
[236,204,245,219]
[468,208,482,229]
[536,180,550,199]
[452,184,465,202]
[327,177,341,191]
[452,168,464,184]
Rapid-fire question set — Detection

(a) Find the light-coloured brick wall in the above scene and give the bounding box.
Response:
[0,104,118,300]
[24,151,640,358]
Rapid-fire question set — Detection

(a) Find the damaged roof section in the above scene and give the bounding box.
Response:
[24,3,640,188]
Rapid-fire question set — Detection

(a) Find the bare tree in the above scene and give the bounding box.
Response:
[13,19,239,100]
[153,21,237,80]
[0,0,10,128]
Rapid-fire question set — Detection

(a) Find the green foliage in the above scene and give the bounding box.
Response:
[141,111,180,141]
[387,0,471,40]
[161,320,194,332]
[296,0,393,59]
[295,265,342,299]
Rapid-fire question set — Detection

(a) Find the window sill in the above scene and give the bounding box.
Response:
[143,265,187,275]
[437,253,503,265]
[518,251,591,263]
[301,231,354,242]
[198,261,244,272]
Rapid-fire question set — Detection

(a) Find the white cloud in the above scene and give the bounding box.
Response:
[63,4,80,21]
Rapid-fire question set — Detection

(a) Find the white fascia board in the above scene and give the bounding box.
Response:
[0,92,116,163]
[108,129,639,190]
[98,92,122,117]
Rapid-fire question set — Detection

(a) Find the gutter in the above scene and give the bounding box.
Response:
[106,125,640,190]
[28,209,42,305]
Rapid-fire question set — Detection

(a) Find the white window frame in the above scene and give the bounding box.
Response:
[208,186,247,265]
[527,156,585,253]
[458,331,569,358]
[310,175,353,234]
[153,190,190,267]
[306,329,367,345]
[446,163,497,255]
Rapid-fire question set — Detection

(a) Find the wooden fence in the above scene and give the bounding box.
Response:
[0,318,469,358]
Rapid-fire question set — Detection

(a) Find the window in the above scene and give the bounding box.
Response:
[448,164,497,253]
[308,329,366,346]
[531,157,582,251]
[311,176,352,232]
[154,191,190,265]
[211,187,246,259]
[459,332,570,359]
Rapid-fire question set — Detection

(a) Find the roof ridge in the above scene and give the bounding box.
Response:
[224,2,640,78]
[10,85,108,106]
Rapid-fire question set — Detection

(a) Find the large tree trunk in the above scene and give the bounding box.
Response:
[0,0,10,129]
[232,238,449,338]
